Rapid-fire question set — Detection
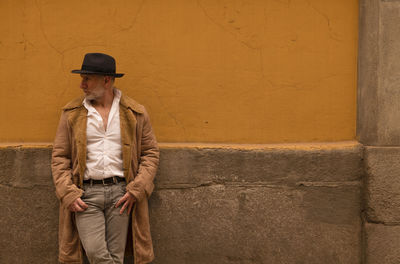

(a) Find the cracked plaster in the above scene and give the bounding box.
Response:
[1,0,358,144]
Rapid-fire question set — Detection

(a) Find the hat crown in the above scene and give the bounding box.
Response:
[81,53,116,74]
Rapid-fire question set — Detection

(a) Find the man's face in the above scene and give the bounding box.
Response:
[80,74,106,101]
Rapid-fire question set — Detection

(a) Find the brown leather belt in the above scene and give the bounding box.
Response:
[83,176,125,185]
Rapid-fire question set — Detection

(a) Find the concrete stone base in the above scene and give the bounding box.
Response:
[364,147,400,223]
[363,146,400,264]
[0,146,58,264]
[0,142,362,263]
[151,185,360,264]
[365,223,400,264]
[150,142,362,264]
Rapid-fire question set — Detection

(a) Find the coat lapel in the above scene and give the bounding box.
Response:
[67,107,87,187]
[120,105,137,182]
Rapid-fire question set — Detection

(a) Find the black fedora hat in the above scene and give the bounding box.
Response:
[71,53,124,78]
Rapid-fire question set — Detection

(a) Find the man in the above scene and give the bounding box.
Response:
[52,53,159,264]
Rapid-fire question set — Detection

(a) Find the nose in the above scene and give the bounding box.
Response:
[80,80,86,89]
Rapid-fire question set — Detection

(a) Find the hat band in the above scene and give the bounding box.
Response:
[81,65,115,74]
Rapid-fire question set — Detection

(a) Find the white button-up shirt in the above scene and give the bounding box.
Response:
[83,88,124,180]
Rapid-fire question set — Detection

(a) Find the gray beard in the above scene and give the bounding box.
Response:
[85,85,105,101]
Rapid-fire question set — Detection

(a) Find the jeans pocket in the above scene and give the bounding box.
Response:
[81,185,96,201]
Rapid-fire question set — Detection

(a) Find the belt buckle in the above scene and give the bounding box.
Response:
[102,178,113,186]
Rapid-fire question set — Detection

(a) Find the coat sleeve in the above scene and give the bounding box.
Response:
[127,108,160,202]
[51,111,83,208]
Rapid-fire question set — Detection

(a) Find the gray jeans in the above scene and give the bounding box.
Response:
[75,181,130,264]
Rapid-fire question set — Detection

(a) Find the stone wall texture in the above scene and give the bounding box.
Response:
[0,142,363,264]
[358,0,400,146]
[358,1,400,263]
[363,147,400,264]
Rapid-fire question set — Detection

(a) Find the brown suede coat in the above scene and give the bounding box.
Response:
[51,94,159,264]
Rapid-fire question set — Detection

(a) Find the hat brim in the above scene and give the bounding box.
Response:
[71,69,124,78]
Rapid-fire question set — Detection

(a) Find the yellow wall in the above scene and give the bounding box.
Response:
[0,0,358,143]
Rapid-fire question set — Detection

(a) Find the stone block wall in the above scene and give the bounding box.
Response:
[358,1,400,263]
[363,147,400,264]
[0,146,57,263]
[0,142,363,263]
